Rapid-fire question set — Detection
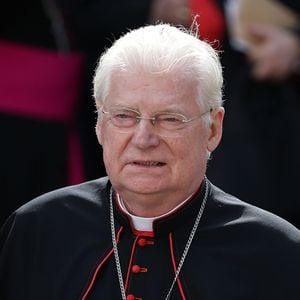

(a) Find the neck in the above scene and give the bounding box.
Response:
[116,188,200,218]
[118,191,195,220]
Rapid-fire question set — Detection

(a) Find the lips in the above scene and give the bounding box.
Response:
[132,161,165,167]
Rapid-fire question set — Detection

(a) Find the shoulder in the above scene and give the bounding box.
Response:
[1,177,111,236]
[194,181,300,297]
[207,181,300,247]
[0,177,112,260]
[18,176,109,215]
[0,177,113,298]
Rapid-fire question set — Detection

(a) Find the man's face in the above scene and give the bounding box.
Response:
[96,72,223,213]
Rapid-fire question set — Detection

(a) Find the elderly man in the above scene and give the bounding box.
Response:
[0,24,299,300]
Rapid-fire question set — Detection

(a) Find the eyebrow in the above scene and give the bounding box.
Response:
[109,104,189,116]
[107,104,141,112]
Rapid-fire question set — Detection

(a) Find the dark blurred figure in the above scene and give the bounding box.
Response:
[208,0,300,228]
[0,1,86,226]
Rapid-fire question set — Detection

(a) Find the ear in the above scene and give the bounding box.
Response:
[94,103,103,145]
[207,107,224,152]
[95,118,102,145]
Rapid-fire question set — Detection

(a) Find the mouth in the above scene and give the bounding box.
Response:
[131,161,165,167]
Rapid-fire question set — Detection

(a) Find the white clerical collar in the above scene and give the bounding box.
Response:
[116,192,194,232]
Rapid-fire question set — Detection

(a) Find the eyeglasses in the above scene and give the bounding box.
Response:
[100,106,213,137]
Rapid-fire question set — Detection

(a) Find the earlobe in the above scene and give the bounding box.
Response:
[207,107,224,152]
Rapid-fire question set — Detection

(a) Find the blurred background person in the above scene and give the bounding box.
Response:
[0,1,85,226]
[207,0,300,228]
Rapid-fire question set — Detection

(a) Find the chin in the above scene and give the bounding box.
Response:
[119,177,167,195]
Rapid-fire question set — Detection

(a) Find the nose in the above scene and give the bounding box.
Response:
[131,119,160,149]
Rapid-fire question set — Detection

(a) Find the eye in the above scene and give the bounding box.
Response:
[157,114,184,123]
[112,110,137,119]
[114,112,133,119]
[109,109,138,128]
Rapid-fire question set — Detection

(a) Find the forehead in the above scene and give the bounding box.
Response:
[105,72,201,113]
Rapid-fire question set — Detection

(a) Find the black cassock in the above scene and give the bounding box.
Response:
[1,177,299,299]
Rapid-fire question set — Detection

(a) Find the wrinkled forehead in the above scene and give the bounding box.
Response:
[101,70,203,111]
[102,71,202,112]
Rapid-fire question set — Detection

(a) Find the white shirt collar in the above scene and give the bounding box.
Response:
[116,193,194,232]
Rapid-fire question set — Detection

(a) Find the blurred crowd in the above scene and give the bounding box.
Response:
[0,0,299,228]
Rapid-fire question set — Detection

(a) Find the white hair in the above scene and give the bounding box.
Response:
[93,23,223,118]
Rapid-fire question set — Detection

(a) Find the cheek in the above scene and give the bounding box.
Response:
[102,135,116,162]
[170,131,207,159]
[102,140,120,178]
[99,122,114,149]
[101,129,129,169]
[172,137,208,172]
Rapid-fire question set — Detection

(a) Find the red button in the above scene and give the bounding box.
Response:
[132,265,141,273]
[132,265,147,273]
[138,238,154,247]
[138,238,147,247]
